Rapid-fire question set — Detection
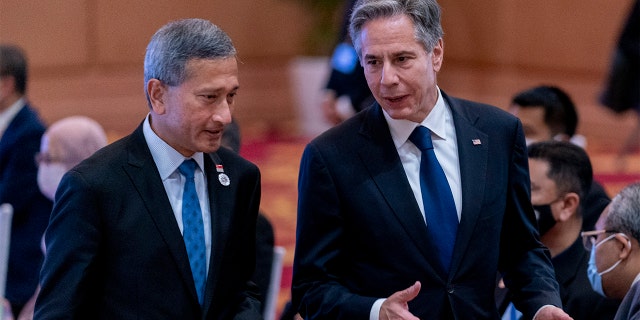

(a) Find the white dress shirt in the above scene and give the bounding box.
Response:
[142,115,212,271]
[384,87,462,221]
[0,97,25,138]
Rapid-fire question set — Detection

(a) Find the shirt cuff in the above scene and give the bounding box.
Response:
[370,298,386,320]
[532,305,554,320]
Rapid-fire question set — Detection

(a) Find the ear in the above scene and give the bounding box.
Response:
[432,38,444,72]
[147,79,167,115]
[615,234,633,260]
[557,192,579,222]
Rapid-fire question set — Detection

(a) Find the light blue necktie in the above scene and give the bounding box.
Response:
[409,126,458,273]
[178,159,206,305]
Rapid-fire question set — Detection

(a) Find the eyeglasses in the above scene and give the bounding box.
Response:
[581,229,618,251]
[34,152,61,167]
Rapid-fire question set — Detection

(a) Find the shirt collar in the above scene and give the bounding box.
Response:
[384,86,450,149]
[0,97,25,137]
[633,272,640,287]
[142,114,204,180]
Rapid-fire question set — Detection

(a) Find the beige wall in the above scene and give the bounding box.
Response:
[0,0,634,141]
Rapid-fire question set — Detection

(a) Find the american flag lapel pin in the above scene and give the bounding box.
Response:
[472,139,481,145]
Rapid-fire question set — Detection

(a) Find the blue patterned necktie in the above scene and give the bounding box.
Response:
[178,159,206,305]
[409,126,458,273]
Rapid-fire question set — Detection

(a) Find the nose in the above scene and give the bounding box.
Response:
[212,101,232,125]
[380,64,399,86]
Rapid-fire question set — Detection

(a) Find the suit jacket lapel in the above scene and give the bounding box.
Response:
[357,105,441,275]
[123,125,200,303]
[443,94,488,277]
[202,152,232,315]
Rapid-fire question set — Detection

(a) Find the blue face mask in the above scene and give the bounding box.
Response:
[587,234,625,297]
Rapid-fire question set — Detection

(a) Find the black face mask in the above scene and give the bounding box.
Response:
[533,204,556,236]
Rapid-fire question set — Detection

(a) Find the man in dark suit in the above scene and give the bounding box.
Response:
[34,19,263,319]
[292,0,571,319]
[499,141,620,319]
[0,44,52,316]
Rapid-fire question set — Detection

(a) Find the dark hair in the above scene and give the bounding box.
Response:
[512,85,578,138]
[0,44,28,94]
[527,140,592,201]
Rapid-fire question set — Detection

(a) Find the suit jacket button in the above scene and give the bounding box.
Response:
[447,286,454,294]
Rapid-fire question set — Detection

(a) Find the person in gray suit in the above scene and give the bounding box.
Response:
[34,19,263,319]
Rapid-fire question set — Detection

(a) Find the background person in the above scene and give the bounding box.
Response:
[0,44,52,317]
[320,0,374,125]
[34,18,263,319]
[599,0,640,171]
[509,85,610,231]
[585,182,640,320]
[292,0,570,319]
[499,141,620,319]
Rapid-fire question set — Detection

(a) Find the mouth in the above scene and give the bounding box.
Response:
[205,128,223,138]
[384,95,408,104]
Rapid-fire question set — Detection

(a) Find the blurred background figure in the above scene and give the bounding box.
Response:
[17,115,107,320]
[36,116,108,200]
[509,85,583,148]
[599,0,640,172]
[584,182,640,320]
[509,85,610,231]
[0,43,52,317]
[320,0,374,125]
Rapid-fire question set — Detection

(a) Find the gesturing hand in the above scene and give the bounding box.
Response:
[379,281,421,320]
[534,306,574,320]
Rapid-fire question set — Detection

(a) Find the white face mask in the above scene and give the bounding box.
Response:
[37,162,68,200]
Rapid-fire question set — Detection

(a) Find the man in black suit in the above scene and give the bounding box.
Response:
[0,44,52,316]
[34,19,262,319]
[292,0,571,319]
[499,141,620,319]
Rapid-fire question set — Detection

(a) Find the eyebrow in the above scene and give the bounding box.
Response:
[363,50,416,61]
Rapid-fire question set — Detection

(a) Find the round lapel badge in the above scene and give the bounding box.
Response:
[218,173,230,186]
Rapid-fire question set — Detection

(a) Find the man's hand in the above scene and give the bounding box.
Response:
[379,281,421,320]
[533,306,573,320]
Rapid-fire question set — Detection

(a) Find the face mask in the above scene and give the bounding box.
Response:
[533,204,556,236]
[37,162,68,201]
[525,138,535,146]
[587,234,624,297]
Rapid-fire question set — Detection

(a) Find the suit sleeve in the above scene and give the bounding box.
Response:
[292,143,378,319]
[35,169,104,318]
[498,120,562,319]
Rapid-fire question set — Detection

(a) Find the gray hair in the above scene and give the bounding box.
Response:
[143,18,237,107]
[349,0,444,58]
[606,182,640,242]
